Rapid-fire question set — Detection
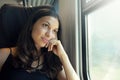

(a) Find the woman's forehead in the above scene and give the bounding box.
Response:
[36,16,59,28]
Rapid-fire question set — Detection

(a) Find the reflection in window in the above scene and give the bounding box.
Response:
[23,0,56,7]
[87,0,120,80]
[86,0,91,3]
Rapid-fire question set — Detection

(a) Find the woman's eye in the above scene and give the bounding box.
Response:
[42,23,49,28]
[53,30,58,33]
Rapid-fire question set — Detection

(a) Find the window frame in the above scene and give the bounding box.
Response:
[80,0,114,80]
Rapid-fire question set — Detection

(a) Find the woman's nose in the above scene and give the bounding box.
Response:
[45,30,53,37]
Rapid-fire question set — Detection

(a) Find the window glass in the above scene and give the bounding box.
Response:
[86,0,91,3]
[87,0,120,80]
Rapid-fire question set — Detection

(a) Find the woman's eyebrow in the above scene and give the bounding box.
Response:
[45,21,50,25]
[44,21,59,29]
[55,28,58,30]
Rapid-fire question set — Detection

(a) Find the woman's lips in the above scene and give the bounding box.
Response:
[41,37,49,43]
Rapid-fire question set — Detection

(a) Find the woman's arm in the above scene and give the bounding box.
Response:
[57,50,80,80]
[0,48,10,71]
[0,47,16,71]
[46,39,80,80]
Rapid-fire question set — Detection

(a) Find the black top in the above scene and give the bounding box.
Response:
[0,50,51,80]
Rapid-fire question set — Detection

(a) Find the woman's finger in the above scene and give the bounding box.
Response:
[45,42,49,48]
[48,39,57,51]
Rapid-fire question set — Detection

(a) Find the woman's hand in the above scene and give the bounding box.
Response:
[45,39,66,57]
[45,39,80,80]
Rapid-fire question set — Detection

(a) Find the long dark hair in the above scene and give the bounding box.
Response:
[13,5,62,79]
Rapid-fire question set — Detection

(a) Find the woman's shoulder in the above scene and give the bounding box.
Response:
[0,47,16,71]
[0,47,16,55]
[0,48,10,53]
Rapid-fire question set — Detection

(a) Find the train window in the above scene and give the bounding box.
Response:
[23,0,58,7]
[86,0,91,3]
[84,0,120,80]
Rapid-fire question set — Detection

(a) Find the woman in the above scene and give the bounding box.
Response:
[0,5,80,80]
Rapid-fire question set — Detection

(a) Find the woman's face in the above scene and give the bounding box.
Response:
[31,16,59,50]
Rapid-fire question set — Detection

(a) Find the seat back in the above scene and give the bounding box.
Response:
[0,4,53,48]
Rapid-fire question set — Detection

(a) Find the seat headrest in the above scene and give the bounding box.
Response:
[0,4,53,48]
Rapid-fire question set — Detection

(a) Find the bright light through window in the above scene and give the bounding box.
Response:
[86,0,91,3]
[87,0,120,80]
